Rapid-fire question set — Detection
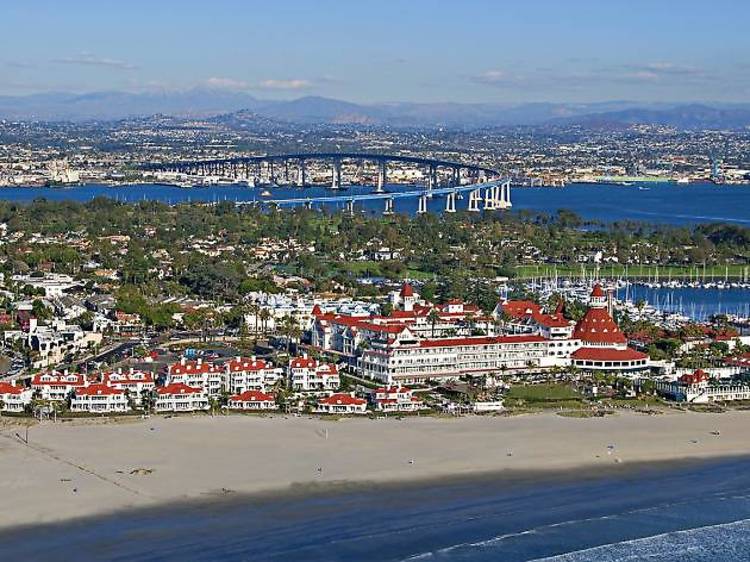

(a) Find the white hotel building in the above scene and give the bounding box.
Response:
[359,328,557,385]
[314,284,650,385]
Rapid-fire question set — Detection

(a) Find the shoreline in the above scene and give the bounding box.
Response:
[3,410,750,533]
[1,452,746,539]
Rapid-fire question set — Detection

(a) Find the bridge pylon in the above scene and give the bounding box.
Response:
[445,190,457,213]
[375,161,387,193]
[417,194,428,214]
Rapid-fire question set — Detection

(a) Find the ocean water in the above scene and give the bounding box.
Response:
[1,182,749,225]
[3,457,750,561]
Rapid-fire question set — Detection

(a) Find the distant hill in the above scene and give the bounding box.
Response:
[1,90,749,129]
[554,104,750,130]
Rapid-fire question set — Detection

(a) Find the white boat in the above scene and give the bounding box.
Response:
[260,190,272,197]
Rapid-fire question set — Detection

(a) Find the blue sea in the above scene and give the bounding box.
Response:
[1,181,750,225]
[3,457,750,561]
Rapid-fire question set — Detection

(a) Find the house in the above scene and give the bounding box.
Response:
[31,371,89,401]
[0,381,33,412]
[166,358,224,396]
[102,369,155,405]
[371,386,427,412]
[227,390,277,411]
[288,355,340,391]
[155,383,209,413]
[225,356,283,394]
[316,393,367,414]
[655,369,750,403]
[70,384,130,413]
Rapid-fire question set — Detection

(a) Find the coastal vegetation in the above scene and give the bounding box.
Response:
[0,198,748,328]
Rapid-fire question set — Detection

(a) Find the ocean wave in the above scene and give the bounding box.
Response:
[399,491,750,561]
[527,518,750,562]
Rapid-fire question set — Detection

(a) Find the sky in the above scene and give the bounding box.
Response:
[2,0,750,104]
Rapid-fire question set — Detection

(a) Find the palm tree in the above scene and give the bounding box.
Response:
[259,308,271,335]
[427,309,440,338]
[281,315,301,355]
[247,303,260,342]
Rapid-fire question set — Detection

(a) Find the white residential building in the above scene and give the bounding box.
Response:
[655,369,750,403]
[155,383,209,413]
[0,382,33,412]
[102,369,156,405]
[227,390,277,410]
[371,386,427,413]
[316,393,367,414]
[166,358,224,396]
[288,355,340,391]
[70,384,130,413]
[225,356,283,394]
[31,371,89,401]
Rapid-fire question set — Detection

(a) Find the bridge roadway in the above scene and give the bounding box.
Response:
[143,152,499,175]
[236,180,501,207]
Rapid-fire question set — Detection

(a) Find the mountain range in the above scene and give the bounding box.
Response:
[1,89,749,129]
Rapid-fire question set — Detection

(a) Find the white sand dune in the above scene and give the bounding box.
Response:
[1,410,749,530]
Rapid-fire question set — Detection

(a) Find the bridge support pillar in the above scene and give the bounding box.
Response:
[468,189,481,212]
[427,164,436,197]
[376,161,387,193]
[383,197,394,215]
[452,167,460,187]
[346,199,355,216]
[417,193,428,214]
[484,186,496,210]
[331,159,342,189]
[445,190,457,213]
[297,160,306,187]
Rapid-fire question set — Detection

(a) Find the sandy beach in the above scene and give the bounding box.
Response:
[2,410,750,531]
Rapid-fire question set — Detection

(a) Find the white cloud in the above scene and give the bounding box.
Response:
[204,77,250,90]
[52,52,136,70]
[259,79,311,90]
[472,70,509,84]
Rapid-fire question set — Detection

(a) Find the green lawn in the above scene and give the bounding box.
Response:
[504,383,586,410]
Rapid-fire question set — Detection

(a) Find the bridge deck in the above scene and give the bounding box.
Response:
[235,181,500,206]
[144,152,499,175]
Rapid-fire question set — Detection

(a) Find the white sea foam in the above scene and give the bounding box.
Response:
[528,518,750,562]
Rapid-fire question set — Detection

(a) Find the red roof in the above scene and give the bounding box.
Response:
[724,352,750,367]
[571,347,648,361]
[311,304,322,316]
[419,334,546,348]
[591,284,605,298]
[157,383,202,395]
[290,356,317,369]
[375,386,412,394]
[502,300,541,318]
[32,373,87,387]
[680,369,709,384]
[573,307,627,345]
[399,283,414,298]
[0,382,25,395]
[319,393,366,406]
[226,358,268,372]
[76,383,124,397]
[102,371,154,385]
[168,360,221,376]
[532,312,571,328]
[230,390,275,403]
